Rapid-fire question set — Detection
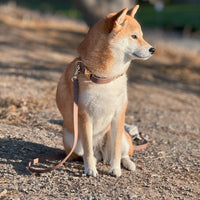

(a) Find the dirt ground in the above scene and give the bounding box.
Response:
[0,4,200,200]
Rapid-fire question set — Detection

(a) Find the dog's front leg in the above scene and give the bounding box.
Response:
[79,112,98,177]
[109,104,127,177]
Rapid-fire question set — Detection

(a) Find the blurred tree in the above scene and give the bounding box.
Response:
[71,0,136,27]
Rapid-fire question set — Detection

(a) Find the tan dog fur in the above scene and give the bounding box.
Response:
[56,5,154,177]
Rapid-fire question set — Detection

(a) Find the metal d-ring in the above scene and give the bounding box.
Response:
[71,64,81,82]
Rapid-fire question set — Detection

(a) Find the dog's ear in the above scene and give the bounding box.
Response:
[105,8,128,33]
[113,8,128,29]
[115,8,128,26]
[128,5,139,18]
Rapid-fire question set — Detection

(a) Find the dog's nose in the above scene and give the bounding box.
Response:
[149,47,155,54]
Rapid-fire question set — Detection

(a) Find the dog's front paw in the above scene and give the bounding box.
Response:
[83,155,98,177]
[109,168,122,177]
[84,167,98,177]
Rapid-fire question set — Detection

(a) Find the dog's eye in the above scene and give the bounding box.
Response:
[131,35,138,39]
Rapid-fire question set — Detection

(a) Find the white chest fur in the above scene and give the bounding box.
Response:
[79,74,127,135]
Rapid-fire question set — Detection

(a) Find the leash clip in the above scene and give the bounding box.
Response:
[71,64,81,82]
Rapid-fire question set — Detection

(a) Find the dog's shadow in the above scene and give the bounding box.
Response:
[0,137,74,175]
[1,119,128,177]
[0,137,110,177]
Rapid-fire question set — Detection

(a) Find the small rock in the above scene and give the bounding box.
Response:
[0,189,7,198]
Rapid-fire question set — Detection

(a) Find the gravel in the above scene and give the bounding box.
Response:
[0,4,200,200]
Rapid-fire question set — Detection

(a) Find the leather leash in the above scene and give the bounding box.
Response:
[28,78,79,173]
[28,59,148,173]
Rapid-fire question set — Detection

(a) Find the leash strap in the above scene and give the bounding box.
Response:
[28,79,79,173]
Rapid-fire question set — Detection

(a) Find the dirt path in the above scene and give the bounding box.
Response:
[0,5,200,200]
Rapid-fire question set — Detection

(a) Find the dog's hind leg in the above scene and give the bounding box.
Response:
[121,131,136,171]
[63,128,83,161]
[121,157,136,171]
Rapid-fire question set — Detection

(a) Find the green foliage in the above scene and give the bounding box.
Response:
[1,1,199,30]
[136,3,200,30]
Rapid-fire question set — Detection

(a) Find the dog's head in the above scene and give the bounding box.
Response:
[78,5,155,76]
[108,5,155,62]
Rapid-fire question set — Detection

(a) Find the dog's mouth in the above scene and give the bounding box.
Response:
[132,53,150,59]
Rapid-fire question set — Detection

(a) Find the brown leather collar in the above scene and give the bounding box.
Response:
[76,59,124,84]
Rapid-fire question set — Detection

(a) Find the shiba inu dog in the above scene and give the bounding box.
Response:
[56,5,155,177]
